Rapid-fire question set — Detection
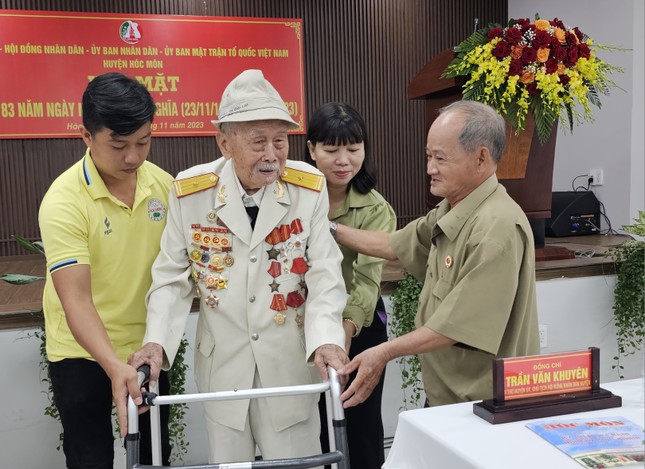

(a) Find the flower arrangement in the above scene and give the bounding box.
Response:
[442,15,623,144]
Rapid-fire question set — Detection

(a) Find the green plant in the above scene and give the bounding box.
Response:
[607,211,645,378]
[167,337,190,463]
[1,235,189,460]
[389,272,424,409]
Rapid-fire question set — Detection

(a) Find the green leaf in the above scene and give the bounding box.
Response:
[564,102,574,133]
[13,235,45,255]
[1,273,45,284]
[532,99,558,144]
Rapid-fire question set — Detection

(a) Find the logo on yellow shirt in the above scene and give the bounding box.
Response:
[104,217,112,235]
[148,198,167,221]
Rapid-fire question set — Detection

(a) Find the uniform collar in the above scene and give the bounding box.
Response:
[436,174,500,241]
[232,172,266,207]
[213,160,291,247]
[331,185,372,218]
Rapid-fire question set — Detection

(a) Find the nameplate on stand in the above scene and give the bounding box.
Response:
[473,348,622,424]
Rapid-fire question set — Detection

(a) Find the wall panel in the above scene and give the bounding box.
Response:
[0,0,506,256]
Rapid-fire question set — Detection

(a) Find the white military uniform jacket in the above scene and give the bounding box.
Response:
[144,158,347,432]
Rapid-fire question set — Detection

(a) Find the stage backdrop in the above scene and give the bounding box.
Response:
[0,10,305,138]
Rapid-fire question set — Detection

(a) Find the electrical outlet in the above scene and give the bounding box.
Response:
[539,324,548,348]
[589,168,604,186]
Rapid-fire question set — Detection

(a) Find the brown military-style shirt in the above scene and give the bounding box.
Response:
[390,175,539,405]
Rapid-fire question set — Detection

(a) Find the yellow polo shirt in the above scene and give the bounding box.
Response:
[39,149,173,362]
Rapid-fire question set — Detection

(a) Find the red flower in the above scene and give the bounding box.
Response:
[573,27,585,42]
[488,27,503,41]
[526,82,539,95]
[565,31,579,46]
[545,58,559,74]
[514,18,531,28]
[492,40,512,59]
[505,27,523,45]
[521,46,538,65]
[559,74,571,87]
[508,59,523,76]
[551,18,566,30]
[551,43,567,61]
[564,46,579,66]
[578,42,591,59]
[534,29,551,48]
[514,18,533,33]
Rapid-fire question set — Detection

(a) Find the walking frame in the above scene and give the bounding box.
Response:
[126,365,350,469]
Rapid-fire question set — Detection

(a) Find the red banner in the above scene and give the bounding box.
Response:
[0,10,305,138]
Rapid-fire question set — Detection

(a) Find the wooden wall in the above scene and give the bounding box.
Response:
[0,0,507,256]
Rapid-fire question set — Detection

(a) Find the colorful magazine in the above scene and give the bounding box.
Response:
[527,416,645,468]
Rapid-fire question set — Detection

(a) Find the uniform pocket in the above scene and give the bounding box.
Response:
[194,325,215,391]
[432,277,453,302]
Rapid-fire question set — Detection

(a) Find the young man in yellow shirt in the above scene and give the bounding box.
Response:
[39,72,172,468]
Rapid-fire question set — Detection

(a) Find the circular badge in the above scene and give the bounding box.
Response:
[210,255,223,267]
[120,20,142,45]
[190,250,202,261]
[206,210,218,223]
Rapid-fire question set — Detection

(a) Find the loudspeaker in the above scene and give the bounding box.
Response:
[545,191,601,237]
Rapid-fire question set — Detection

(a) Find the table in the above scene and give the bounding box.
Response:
[383,379,644,469]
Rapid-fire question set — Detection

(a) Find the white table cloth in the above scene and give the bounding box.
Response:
[383,379,644,469]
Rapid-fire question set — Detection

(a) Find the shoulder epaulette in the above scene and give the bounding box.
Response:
[173,172,219,198]
[280,167,324,192]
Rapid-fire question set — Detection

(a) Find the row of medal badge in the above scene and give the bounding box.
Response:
[266,219,308,327]
[189,224,233,310]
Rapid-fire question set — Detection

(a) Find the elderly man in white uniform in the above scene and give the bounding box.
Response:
[130,70,348,464]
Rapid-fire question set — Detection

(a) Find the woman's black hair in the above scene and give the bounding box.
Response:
[304,102,377,194]
[82,72,156,136]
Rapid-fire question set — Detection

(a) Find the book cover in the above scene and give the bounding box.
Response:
[527,416,645,468]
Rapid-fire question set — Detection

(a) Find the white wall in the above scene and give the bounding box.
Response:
[2,273,642,468]
[508,0,644,228]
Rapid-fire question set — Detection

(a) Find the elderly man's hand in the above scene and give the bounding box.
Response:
[127,342,165,389]
[313,344,349,382]
[339,344,390,408]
